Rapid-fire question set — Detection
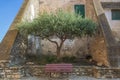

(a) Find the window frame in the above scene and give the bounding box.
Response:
[111,9,120,20]
[74,4,85,18]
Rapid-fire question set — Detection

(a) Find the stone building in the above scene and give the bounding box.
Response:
[0,0,120,67]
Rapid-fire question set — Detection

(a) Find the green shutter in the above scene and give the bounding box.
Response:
[74,5,85,18]
[112,9,120,20]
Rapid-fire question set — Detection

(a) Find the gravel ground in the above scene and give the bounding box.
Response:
[1,76,120,80]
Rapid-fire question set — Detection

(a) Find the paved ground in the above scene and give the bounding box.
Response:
[1,76,120,80]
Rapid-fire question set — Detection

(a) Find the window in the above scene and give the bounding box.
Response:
[74,5,85,18]
[112,9,120,20]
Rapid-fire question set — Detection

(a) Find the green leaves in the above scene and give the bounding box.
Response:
[17,10,97,39]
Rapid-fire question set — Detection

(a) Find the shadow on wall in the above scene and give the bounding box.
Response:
[28,36,92,57]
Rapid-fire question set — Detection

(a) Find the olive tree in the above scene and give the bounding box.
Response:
[18,11,97,59]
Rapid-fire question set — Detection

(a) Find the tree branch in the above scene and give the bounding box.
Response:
[59,36,67,49]
[47,38,59,48]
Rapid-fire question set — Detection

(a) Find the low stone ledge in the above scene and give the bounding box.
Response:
[94,67,120,78]
[0,65,119,79]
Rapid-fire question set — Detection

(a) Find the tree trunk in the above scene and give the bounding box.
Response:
[56,39,65,59]
[47,38,66,60]
[57,47,61,59]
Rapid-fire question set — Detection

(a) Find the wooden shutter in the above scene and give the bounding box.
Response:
[74,5,85,18]
[112,9,120,20]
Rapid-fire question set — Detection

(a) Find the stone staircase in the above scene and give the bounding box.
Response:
[93,0,120,67]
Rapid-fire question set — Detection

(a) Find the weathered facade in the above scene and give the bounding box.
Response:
[0,0,120,67]
[94,0,120,67]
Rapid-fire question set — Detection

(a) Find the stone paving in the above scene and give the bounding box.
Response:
[1,76,120,80]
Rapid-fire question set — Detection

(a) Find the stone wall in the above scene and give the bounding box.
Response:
[101,2,120,9]
[10,34,27,66]
[0,61,119,79]
[22,65,120,79]
[95,67,120,78]
[41,38,90,57]
[86,0,98,21]
[24,0,97,57]
[17,66,120,79]
[0,60,23,79]
[39,0,85,13]
[21,0,110,67]
[39,0,97,20]
[102,3,120,41]
[100,0,120,2]
[90,37,109,67]
[93,0,120,67]
[22,0,40,21]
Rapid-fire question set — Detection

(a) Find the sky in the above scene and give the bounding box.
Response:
[0,0,24,42]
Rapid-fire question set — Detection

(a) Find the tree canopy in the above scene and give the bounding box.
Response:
[17,11,97,58]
